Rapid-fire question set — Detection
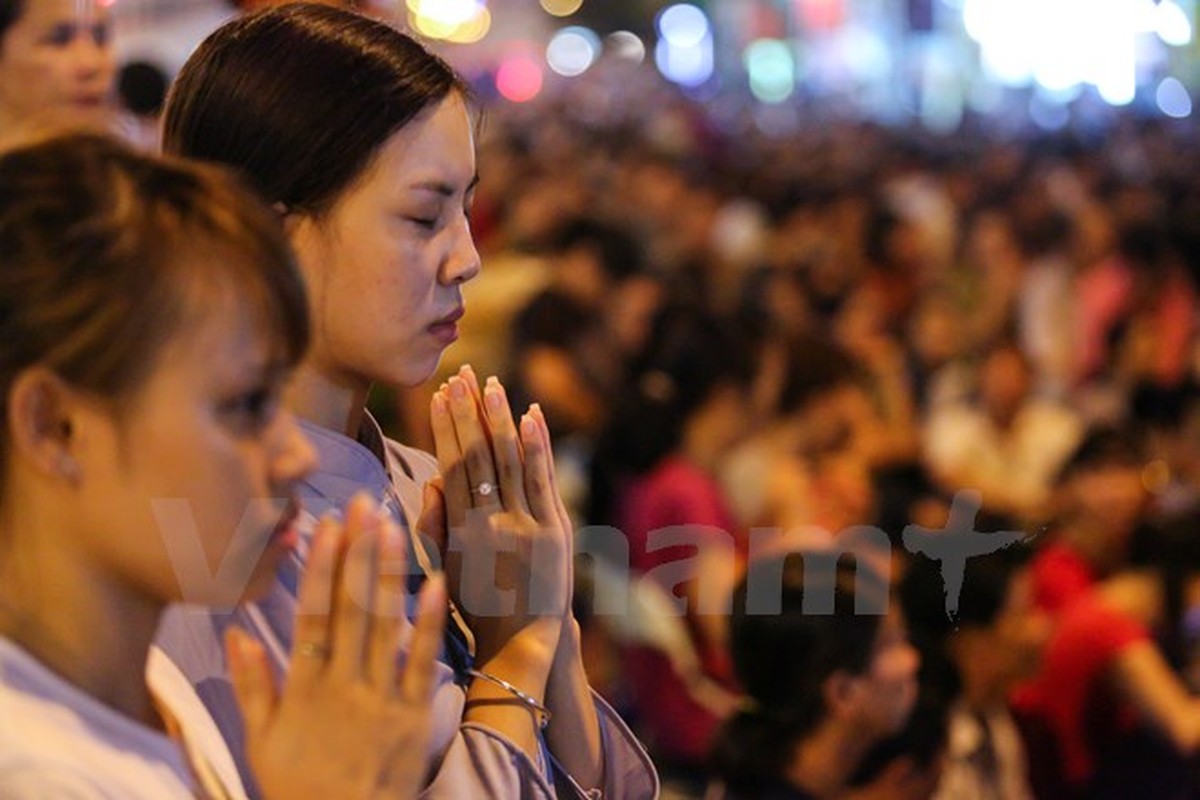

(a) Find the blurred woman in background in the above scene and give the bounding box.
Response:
[0,0,113,130]
[709,553,920,800]
[589,305,759,781]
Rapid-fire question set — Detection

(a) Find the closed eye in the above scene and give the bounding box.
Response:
[44,23,76,47]
[218,386,282,437]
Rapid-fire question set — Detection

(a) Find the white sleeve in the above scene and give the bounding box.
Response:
[0,765,119,800]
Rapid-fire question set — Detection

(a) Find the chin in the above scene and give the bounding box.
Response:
[388,353,445,388]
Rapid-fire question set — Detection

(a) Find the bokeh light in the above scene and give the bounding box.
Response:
[657,4,711,48]
[655,4,714,87]
[1156,0,1193,46]
[607,31,646,63]
[408,0,489,43]
[547,26,600,77]
[964,0,1145,105]
[1156,76,1193,117]
[744,39,795,103]
[540,0,584,17]
[445,7,490,44]
[496,54,544,102]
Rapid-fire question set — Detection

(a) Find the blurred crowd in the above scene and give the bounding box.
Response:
[412,59,1200,799]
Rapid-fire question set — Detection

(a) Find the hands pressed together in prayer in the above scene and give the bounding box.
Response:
[226,496,447,800]
[223,366,602,797]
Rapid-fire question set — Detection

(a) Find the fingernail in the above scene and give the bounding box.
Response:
[449,378,467,401]
[228,631,248,664]
[422,573,447,608]
[380,517,402,548]
[521,414,537,440]
[485,383,502,413]
[431,392,448,416]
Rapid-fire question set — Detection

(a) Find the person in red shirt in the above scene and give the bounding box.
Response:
[1021,511,1200,798]
[1029,426,1149,615]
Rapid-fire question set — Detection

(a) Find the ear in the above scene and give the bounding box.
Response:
[277,204,307,239]
[280,211,325,281]
[6,367,85,486]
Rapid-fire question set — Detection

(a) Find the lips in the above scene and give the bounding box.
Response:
[428,306,465,345]
[268,497,301,551]
[432,306,465,327]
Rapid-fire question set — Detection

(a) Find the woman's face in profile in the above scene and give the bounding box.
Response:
[71,293,316,608]
[0,0,114,126]
[287,92,481,388]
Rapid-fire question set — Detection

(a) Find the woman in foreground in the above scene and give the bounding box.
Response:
[154,4,657,797]
[0,131,446,799]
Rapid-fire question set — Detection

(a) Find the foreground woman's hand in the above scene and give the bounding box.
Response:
[425,370,570,664]
[423,367,606,785]
[225,494,447,800]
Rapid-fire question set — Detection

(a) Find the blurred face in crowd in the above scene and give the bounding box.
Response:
[847,611,921,738]
[0,0,114,128]
[607,275,663,357]
[288,93,481,388]
[1063,462,1148,567]
[980,347,1031,428]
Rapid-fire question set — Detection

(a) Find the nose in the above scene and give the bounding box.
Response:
[439,213,481,286]
[70,29,112,81]
[272,412,318,487]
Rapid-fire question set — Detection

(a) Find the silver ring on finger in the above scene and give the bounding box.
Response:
[296,641,332,660]
[470,481,496,498]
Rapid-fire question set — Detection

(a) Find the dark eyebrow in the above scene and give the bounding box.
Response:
[411,174,481,196]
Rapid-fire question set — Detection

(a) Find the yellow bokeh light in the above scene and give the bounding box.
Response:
[447,7,492,44]
[409,1,490,43]
[540,0,583,18]
[411,10,459,39]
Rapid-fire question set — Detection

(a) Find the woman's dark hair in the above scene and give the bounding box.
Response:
[1054,424,1146,486]
[0,0,21,42]
[587,305,752,522]
[162,3,471,215]
[0,0,21,41]
[711,553,885,796]
[0,132,308,497]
